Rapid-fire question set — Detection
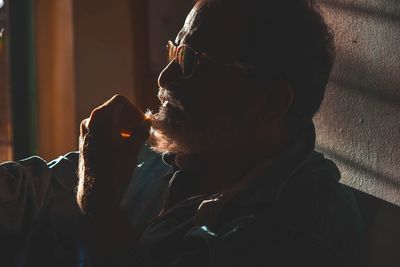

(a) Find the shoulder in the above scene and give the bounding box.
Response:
[283,151,364,238]
[214,151,363,266]
[258,151,363,264]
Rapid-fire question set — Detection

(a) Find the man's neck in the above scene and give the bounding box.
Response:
[174,126,291,195]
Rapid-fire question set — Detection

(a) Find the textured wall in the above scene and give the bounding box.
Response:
[314,0,400,205]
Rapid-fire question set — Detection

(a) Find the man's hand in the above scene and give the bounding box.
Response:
[76,95,150,263]
[77,95,150,214]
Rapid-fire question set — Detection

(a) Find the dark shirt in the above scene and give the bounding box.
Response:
[0,152,81,266]
[135,123,364,267]
[0,122,364,266]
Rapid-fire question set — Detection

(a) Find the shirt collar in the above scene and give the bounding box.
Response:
[161,121,316,215]
[228,121,316,205]
[193,122,317,227]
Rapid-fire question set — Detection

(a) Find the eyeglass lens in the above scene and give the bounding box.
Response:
[167,41,197,78]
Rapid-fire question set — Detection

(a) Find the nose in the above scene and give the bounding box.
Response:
[157,60,181,90]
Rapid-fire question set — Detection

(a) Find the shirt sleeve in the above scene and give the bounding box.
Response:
[0,152,81,267]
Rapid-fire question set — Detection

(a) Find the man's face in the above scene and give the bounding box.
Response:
[148,1,255,154]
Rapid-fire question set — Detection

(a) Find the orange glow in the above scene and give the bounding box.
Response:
[120,130,133,139]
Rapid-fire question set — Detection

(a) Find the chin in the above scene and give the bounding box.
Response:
[147,104,185,132]
[145,105,207,154]
[145,104,190,154]
[146,105,245,155]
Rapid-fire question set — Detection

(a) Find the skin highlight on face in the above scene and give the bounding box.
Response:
[146,90,253,155]
[145,2,246,155]
[145,0,283,158]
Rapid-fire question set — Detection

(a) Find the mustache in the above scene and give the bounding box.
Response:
[158,88,184,110]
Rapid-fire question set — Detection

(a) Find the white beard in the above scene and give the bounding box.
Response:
[146,103,250,155]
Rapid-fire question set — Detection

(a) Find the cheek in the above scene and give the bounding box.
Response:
[212,79,247,109]
[184,73,247,116]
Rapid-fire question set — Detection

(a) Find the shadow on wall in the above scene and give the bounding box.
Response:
[314,0,400,205]
[329,51,400,110]
[316,145,400,190]
[329,78,400,109]
[318,0,400,109]
[318,0,400,24]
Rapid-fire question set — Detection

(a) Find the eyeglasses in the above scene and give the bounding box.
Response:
[166,40,256,79]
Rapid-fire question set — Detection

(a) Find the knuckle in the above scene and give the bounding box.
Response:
[80,118,87,128]
[111,94,126,102]
[90,106,108,121]
[89,107,101,118]
[88,109,109,131]
[105,95,130,115]
[80,118,89,134]
[109,94,128,107]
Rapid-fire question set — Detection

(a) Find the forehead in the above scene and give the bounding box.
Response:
[175,1,247,61]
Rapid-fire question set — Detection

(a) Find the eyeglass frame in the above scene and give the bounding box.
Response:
[167,40,258,79]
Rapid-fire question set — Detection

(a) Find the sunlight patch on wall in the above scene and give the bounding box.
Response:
[314,0,400,205]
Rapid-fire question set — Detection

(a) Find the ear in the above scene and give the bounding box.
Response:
[251,80,294,122]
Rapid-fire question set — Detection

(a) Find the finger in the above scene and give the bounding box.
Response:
[110,95,146,129]
[87,95,128,128]
[80,118,90,136]
[88,95,146,134]
[87,106,113,134]
[99,94,143,120]
[87,96,128,134]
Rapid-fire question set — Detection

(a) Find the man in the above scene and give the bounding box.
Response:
[77,0,363,266]
[0,0,363,266]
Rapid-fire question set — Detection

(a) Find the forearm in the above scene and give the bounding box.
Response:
[77,168,140,265]
[76,95,150,265]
